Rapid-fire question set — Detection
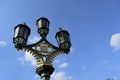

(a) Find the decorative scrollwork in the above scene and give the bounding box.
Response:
[15,38,67,67]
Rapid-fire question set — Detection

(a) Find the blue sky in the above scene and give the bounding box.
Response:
[0,0,120,80]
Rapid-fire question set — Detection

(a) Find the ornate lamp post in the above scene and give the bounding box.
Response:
[13,17,71,80]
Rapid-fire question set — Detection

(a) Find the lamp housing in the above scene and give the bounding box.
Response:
[13,23,31,46]
[55,28,71,53]
[36,17,50,37]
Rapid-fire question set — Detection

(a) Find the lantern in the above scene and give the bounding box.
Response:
[36,17,50,37]
[13,23,31,46]
[55,28,71,53]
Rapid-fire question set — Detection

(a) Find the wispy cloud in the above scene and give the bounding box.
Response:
[110,33,120,51]
[29,36,40,43]
[24,51,37,66]
[51,71,72,80]
[18,36,39,66]
[34,75,39,80]
[0,41,7,46]
[59,62,68,68]
[18,51,37,66]
[54,60,60,64]
[19,36,69,67]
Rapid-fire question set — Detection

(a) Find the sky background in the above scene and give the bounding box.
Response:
[0,0,120,80]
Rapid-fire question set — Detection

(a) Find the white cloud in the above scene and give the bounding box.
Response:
[18,57,25,65]
[29,36,40,43]
[59,62,68,68]
[34,75,39,80]
[110,33,120,51]
[18,51,37,66]
[53,60,60,64]
[0,41,7,46]
[51,71,72,80]
[24,51,37,66]
[18,36,40,66]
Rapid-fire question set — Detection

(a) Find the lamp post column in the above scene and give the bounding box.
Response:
[36,65,54,80]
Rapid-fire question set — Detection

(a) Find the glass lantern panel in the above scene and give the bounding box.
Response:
[24,29,29,39]
[45,20,49,28]
[60,37,64,43]
[56,36,60,45]
[60,33,64,43]
[14,27,19,37]
[42,20,46,27]
[19,27,25,36]
[24,31,27,39]
[65,42,70,49]
[63,31,71,43]
[68,35,71,42]
[37,19,49,30]
[64,33,69,42]
[56,32,65,44]
[38,20,42,28]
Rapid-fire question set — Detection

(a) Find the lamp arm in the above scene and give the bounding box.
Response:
[15,42,44,65]
[15,37,68,67]
[48,49,67,63]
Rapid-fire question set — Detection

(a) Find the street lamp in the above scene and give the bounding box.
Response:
[13,17,71,80]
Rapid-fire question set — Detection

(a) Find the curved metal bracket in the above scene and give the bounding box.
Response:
[15,38,67,67]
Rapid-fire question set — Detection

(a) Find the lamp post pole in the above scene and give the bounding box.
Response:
[13,17,71,80]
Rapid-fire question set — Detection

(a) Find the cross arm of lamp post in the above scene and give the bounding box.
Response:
[14,37,69,67]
